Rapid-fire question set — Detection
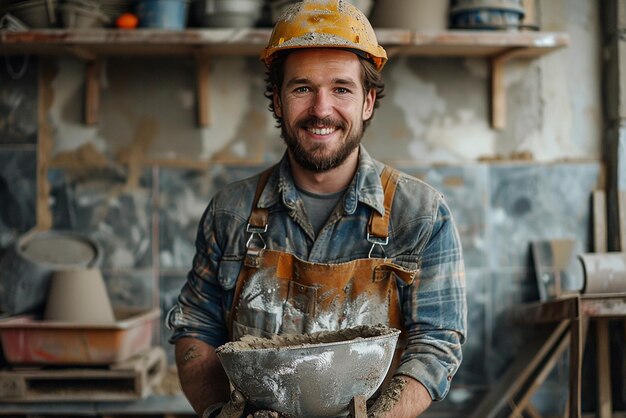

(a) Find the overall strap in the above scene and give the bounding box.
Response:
[230,165,275,337]
[368,165,401,240]
[248,165,275,229]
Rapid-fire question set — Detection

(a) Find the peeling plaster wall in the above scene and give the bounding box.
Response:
[48,57,283,166]
[534,0,602,161]
[45,0,601,166]
[0,0,606,415]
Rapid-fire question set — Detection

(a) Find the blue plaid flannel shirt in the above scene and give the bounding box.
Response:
[168,146,467,401]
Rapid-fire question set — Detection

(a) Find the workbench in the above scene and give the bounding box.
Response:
[0,393,195,417]
[470,293,626,418]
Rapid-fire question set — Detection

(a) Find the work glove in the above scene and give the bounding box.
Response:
[205,389,284,418]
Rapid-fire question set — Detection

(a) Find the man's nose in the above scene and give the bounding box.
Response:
[310,91,332,118]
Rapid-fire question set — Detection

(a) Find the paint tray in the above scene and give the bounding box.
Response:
[0,308,160,365]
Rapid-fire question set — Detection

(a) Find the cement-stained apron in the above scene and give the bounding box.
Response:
[229,166,418,344]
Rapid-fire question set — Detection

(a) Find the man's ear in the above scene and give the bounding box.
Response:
[273,86,282,118]
[363,89,375,121]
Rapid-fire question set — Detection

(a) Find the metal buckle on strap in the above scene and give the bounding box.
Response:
[367,233,388,260]
[246,223,268,249]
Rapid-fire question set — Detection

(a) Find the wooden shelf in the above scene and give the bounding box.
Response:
[0,28,568,57]
[0,28,569,128]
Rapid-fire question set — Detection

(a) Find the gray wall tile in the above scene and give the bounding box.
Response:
[0,57,38,145]
[399,164,489,269]
[158,165,266,269]
[48,167,154,269]
[0,149,37,249]
[488,163,600,269]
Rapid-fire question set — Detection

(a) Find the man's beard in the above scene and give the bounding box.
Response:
[281,117,363,173]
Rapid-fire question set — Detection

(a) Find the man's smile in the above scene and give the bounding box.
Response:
[306,126,338,136]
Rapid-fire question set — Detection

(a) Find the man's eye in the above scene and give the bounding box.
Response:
[335,87,349,94]
[294,87,310,93]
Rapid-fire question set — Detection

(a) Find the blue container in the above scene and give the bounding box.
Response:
[449,0,525,30]
[137,0,189,29]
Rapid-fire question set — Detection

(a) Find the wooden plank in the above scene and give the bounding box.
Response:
[0,29,569,58]
[491,48,539,130]
[620,191,626,251]
[95,394,194,415]
[525,403,543,418]
[569,318,583,418]
[555,315,589,418]
[593,190,608,253]
[580,294,626,317]
[513,296,579,324]
[0,347,165,402]
[508,331,570,417]
[491,52,506,130]
[85,59,101,126]
[36,58,54,231]
[597,319,613,418]
[0,401,96,415]
[196,55,210,127]
[469,321,570,418]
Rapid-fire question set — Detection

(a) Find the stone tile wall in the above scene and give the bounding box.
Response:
[0,57,604,416]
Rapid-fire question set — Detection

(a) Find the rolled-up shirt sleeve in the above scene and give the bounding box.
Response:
[395,198,467,401]
[167,201,230,348]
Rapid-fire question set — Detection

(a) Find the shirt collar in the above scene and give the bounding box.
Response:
[256,145,386,216]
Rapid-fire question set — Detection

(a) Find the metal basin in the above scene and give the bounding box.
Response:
[217,325,400,418]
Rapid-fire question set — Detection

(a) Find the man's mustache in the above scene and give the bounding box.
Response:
[297,117,347,130]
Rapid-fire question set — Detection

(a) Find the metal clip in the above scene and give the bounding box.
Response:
[367,233,388,260]
[246,223,268,249]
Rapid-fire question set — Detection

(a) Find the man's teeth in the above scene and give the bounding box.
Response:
[307,127,336,135]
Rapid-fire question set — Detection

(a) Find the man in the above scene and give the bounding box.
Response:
[167,1,466,417]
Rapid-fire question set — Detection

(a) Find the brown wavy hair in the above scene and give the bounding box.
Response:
[264,52,386,130]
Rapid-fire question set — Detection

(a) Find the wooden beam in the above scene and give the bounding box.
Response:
[508,331,570,418]
[196,54,210,127]
[569,318,583,418]
[619,190,626,251]
[0,29,568,57]
[85,59,101,126]
[36,58,54,231]
[597,319,612,418]
[524,403,543,418]
[491,48,526,130]
[469,321,570,418]
[593,190,608,253]
[65,45,97,61]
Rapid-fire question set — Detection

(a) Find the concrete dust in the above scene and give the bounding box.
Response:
[276,0,369,50]
[217,324,394,352]
[247,412,281,418]
[368,376,407,414]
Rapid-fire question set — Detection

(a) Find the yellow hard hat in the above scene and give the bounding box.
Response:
[261,0,388,71]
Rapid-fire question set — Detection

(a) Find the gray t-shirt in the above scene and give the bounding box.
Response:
[297,186,346,237]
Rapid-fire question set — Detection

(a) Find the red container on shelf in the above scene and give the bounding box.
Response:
[0,308,160,365]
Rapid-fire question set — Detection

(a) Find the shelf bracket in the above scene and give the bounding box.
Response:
[490,47,526,131]
[65,46,97,62]
[196,53,211,127]
[85,58,102,126]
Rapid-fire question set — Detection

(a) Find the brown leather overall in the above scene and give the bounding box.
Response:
[228,166,417,342]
